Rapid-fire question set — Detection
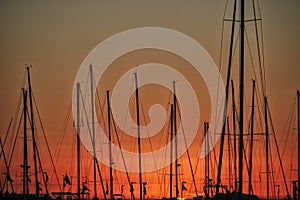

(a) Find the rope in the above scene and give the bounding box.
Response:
[80,85,107,199]
[176,100,198,196]
[139,93,164,196]
[111,100,135,200]
[267,100,290,196]
[32,92,62,192]
[53,104,71,170]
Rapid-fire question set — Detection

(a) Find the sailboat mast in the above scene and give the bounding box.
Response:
[249,80,255,194]
[22,89,29,197]
[170,104,174,198]
[264,97,269,200]
[26,66,39,196]
[238,0,245,194]
[173,81,179,199]
[215,0,237,194]
[231,80,238,191]
[297,90,300,198]
[107,90,114,199]
[227,117,231,190]
[90,65,98,199]
[76,82,81,200]
[204,122,210,196]
[134,72,143,200]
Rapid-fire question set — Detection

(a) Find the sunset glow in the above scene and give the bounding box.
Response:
[0,1,299,200]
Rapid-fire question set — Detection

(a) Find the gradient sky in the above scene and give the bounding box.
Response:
[0,0,299,198]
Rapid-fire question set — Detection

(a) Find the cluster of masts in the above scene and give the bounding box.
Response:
[1,0,300,199]
[0,66,56,199]
[1,66,299,200]
[73,66,182,200]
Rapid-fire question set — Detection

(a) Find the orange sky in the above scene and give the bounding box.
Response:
[0,0,300,199]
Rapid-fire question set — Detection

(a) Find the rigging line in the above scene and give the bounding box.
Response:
[79,89,94,150]
[54,107,72,180]
[254,83,265,136]
[119,73,136,159]
[8,91,23,153]
[162,103,171,161]
[268,136,276,197]
[217,0,230,94]
[33,134,49,194]
[94,84,109,166]
[217,0,229,77]
[53,103,71,167]
[256,0,267,94]
[252,0,266,95]
[83,72,90,102]
[231,27,241,67]
[163,91,174,170]
[214,0,235,152]
[229,123,236,191]
[9,70,27,145]
[79,87,107,199]
[95,160,107,200]
[201,122,217,184]
[32,92,62,192]
[131,79,138,168]
[1,122,13,152]
[6,68,27,149]
[68,123,76,176]
[110,99,136,200]
[266,99,290,196]
[93,70,109,138]
[0,138,14,193]
[5,101,27,191]
[216,0,229,121]
[176,100,198,197]
[8,107,23,168]
[287,102,297,166]
[69,141,76,178]
[0,118,12,158]
[159,102,172,196]
[234,104,252,185]
[244,27,266,128]
[139,93,164,195]
[95,87,107,134]
[267,122,275,197]
[192,150,200,184]
[215,26,240,132]
[241,41,263,119]
[279,97,296,158]
[216,0,238,192]
[244,28,259,89]
[211,132,218,181]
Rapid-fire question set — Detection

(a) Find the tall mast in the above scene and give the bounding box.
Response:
[264,97,269,200]
[215,0,237,194]
[231,80,238,191]
[238,0,245,195]
[107,90,113,199]
[297,90,300,198]
[173,81,179,199]
[90,65,98,199]
[227,117,231,190]
[134,72,143,200]
[22,89,29,197]
[169,104,174,199]
[249,80,255,195]
[26,66,39,196]
[76,82,81,200]
[204,122,210,196]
